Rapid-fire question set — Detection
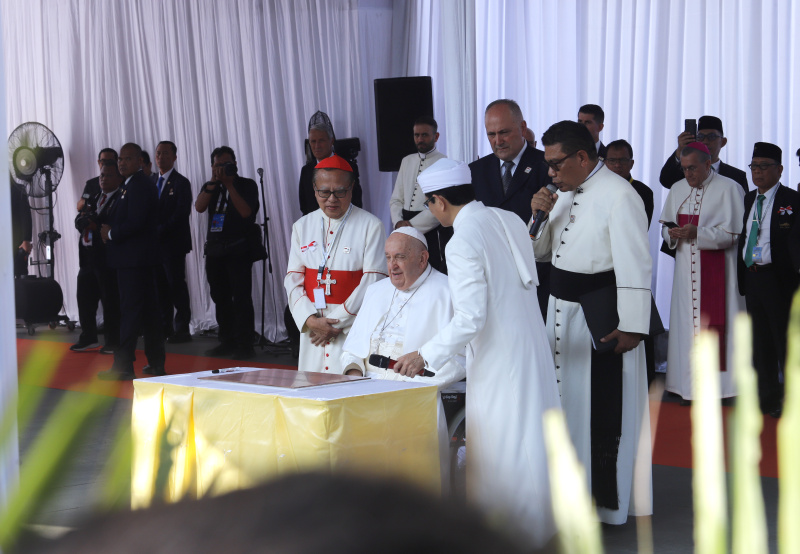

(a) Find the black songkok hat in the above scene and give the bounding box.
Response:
[698,116,724,135]
[752,142,782,163]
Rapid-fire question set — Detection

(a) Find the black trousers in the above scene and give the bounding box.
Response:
[113,266,165,374]
[93,264,120,348]
[77,266,101,343]
[745,269,790,412]
[157,253,192,336]
[206,255,254,348]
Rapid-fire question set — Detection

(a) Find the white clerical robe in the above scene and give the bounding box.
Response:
[660,170,745,399]
[341,266,466,493]
[419,201,560,548]
[389,149,446,233]
[285,206,387,374]
[532,164,653,525]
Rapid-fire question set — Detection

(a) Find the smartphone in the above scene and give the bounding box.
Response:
[684,118,697,137]
[659,220,679,229]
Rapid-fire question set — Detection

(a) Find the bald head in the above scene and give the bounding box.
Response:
[385,232,429,291]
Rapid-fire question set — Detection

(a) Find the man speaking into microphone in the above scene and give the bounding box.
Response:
[530,120,653,526]
[195,146,260,360]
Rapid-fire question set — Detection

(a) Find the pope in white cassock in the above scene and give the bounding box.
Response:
[394,158,561,549]
[341,227,466,490]
[531,120,652,526]
[285,155,387,374]
[660,142,744,400]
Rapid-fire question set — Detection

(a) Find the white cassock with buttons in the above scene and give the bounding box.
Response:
[660,171,744,398]
[532,163,653,525]
[285,206,387,374]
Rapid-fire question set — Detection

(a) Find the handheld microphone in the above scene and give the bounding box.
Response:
[529,184,559,236]
[257,168,264,177]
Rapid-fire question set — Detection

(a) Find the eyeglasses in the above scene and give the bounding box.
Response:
[605,157,632,166]
[696,132,723,142]
[423,196,435,209]
[748,162,779,171]
[544,151,578,172]
[314,186,352,199]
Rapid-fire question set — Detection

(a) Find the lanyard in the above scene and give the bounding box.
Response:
[318,205,353,279]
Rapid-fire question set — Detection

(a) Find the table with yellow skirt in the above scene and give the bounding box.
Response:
[131,368,441,508]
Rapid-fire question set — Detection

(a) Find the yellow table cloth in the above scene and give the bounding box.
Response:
[131,368,440,508]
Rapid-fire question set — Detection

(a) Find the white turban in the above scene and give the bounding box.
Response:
[417,158,472,194]
[390,227,428,249]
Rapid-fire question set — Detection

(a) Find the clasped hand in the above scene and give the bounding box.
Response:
[305,315,341,346]
[668,224,697,240]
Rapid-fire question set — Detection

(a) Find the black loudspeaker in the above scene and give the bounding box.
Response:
[15,277,64,325]
[374,77,434,172]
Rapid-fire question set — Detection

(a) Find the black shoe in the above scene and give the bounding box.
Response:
[70,341,100,352]
[99,345,116,355]
[142,365,166,376]
[167,333,193,344]
[205,343,236,357]
[679,399,692,407]
[97,369,136,381]
[232,347,256,361]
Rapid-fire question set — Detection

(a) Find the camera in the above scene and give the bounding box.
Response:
[223,161,238,177]
[75,194,98,232]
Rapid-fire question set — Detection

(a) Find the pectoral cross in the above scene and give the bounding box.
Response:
[319,273,337,296]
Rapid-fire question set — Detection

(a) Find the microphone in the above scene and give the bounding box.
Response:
[257,168,264,177]
[529,184,559,236]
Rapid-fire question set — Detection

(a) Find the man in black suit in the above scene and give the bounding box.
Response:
[577,104,607,160]
[196,146,260,361]
[737,142,800,418]
[605,140,654,225]
[10,178,32,277]
[469,99,551,317]
[71,148,117,352]
[98,142,166,380]
[659,115,748,193]
[298,111,362,215]
[154,140,193,343]
[75,163,124,354]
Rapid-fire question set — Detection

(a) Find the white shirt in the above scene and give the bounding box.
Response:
[742,182,779,265]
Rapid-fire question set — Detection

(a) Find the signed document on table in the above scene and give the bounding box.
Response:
[200,367,369,389]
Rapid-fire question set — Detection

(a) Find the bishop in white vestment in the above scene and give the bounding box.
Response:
[396,159,561,548]
[660,142,745,399]
[285,155,387,374]
[531,121,652,526]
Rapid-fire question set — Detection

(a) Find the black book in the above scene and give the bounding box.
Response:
[579,286,665,353]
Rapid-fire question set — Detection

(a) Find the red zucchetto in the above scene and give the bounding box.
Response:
[315,154,352,172]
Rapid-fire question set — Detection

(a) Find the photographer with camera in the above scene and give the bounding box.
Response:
[195,146,260,360]
[70,148,117,352]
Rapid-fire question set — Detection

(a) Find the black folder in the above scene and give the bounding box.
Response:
[579,286,665,353]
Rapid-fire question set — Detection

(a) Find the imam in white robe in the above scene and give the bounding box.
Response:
[660,170,745,399]
[285,206,387,374]
[419,201,560,548]
[533,164,653,525]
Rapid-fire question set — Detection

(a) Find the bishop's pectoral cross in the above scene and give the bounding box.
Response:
[319,273,337,295]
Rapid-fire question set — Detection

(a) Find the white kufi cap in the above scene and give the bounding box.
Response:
[390,227,428,249]
[417,158,472,194]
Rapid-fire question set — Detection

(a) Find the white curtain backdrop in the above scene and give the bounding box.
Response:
[3,0,800,342]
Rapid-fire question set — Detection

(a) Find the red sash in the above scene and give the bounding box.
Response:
[304,268,363,305]
[678,214,727,371]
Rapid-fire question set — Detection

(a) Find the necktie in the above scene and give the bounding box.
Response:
[156,175,165,197]
[744,194,765,267]
[98,193,107,209]
[501,161,514,194]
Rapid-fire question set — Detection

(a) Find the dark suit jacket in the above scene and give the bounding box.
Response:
[298,160,363,216]
[80,188,123,268]
[737,184,800,296]
[630,179,654,226]
[469,144,551,224]
[10,181,32,249]
[106,171,160,269]
[155,169,193,256]
[660,155,749,194]
[597,141,608,160]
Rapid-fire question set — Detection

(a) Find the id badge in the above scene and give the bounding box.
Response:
[313,287,327,309]
[752,246,763,263]
[210,213,225,232]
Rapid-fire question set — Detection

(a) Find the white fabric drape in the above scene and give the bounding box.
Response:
[3,0,800,342]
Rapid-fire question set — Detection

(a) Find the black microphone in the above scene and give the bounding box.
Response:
[529,184,559,236]
[257,168,264,178]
